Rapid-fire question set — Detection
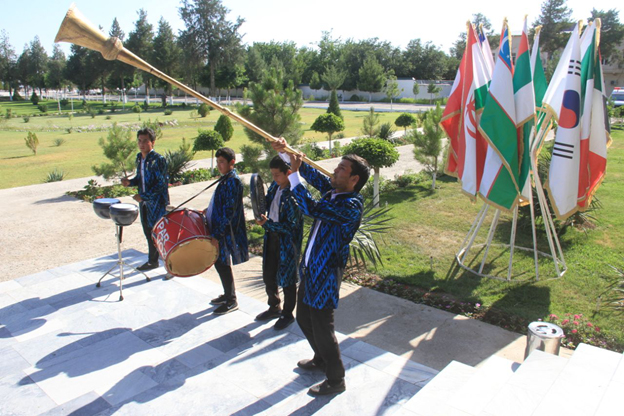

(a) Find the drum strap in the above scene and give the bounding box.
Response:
[171,175,226,212]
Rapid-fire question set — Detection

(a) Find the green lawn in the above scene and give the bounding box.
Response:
[372,128,624,347]
[0,100,403,189]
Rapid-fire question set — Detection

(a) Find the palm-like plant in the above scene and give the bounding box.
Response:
[599,263,624,315]
[349,200,393,269]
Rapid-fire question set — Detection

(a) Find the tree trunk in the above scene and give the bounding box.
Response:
[374,167,380,207]
[328,133,333,156]
[432,158,438,189]
[210,63,216,97]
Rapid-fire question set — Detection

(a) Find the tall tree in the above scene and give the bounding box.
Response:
[16,46,30,97]
[0,30,17,99]
[27,36,48,95]
[126,9,154,99]
[590,9,624,65]
[215,63,246,100]
[108,17,134,97]
[46,44,67,92]
[321,64,347,91]
[358,53,385,102]
[65,44,96,98]
[152,17,181,97]
[244,45,267,85]
[178,30,204,93]
[411,104,446,189]
[384,75,402,110]
[179,0,244,96]
[532,0,573,58]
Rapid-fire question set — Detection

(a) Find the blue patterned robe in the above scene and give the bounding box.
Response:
[128,150,169,228]
[209,169,249,266]
[292,163,364,309]
[262,182,303,288]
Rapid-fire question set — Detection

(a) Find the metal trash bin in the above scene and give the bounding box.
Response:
[524,322,564,359]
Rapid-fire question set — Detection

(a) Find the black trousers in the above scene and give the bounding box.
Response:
[296,274,345,383]
[214,259,236,301]
[263,232,297,317]
[140,203,159,264]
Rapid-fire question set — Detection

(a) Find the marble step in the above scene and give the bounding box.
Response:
[401,360,477,416]
[448,355,519,416]
[479,350,568,416]
[532,343,623,416]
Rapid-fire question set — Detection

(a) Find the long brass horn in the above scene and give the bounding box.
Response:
[55,4,333,177]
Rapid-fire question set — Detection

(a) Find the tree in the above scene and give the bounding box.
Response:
[92,123,136,180]
[384,75,402,110]
[532,0,573,58]
[46,45,67,93]
[237,67,303,148]
[179,0,245,97]
[0,30,17,99]
[411,104,446,189]
[395,113,416,135]
[358,53,385,102]
[16,47,31,97]
[244,46,267,85]
[214,114,233,142]
[343,138,399,207]
[590,9,624,65]
[427,83,441,104]
[403,39,450,80]
[309,71,322,90]
[126,9,154,100]
[321,64,347,91]
[412,81,420,98]
[327,89,343,119]
[193,129,224,169]
[311,113,345,155]
[450,14,497,60]
[361,106,380,138]
[64,45,96,98]
[107,18,134,100]
[152,17,182,97]
[215,63,246,101]
[27,36,48,96]
[24,132,39,155]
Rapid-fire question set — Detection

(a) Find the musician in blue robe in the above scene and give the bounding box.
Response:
[255,156,303,330]
[122,128,169,272]
[274,138,370,396]
[205,147,249,315]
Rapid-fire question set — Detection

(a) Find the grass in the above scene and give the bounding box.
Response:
[365,127,624,348]
[0,99,407,188]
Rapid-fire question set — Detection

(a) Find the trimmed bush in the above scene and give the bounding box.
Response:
[198,103,211,118]
[31,92,40,105]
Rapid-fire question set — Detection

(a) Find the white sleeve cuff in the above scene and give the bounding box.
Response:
[279,152,291,164]
[288,171,303,189]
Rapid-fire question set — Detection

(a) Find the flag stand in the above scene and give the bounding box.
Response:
[454,123,567,282]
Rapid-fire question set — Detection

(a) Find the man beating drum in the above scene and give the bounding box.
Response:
[121,128,170,274]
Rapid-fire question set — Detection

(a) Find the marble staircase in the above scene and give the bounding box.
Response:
[401,343,623,416]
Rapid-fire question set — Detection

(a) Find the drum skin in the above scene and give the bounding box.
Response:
[250,173,266,221]
[109,203,139,226]
[93,198,121,220]
[152,209,219,277]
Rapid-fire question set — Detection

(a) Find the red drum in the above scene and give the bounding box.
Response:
[152,209,219,277]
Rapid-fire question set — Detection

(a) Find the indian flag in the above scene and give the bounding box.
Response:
[441,22,491,200]
[478,20,520,211]
[515,16,537,204]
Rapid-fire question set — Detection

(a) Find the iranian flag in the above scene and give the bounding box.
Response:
[545,24,582,220]
[478,20,520,211]
[579,19,610,208]
[515,17,537,204]
[441,22,491,199]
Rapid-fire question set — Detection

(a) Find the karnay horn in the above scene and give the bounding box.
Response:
[55,4,333,177]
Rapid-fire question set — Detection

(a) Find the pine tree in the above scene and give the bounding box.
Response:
[152,18,182,97]
[327,90,343,119]
[412,104,446,189]
[358,53,385,102]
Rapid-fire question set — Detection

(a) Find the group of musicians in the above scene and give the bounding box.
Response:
[123,128,370,396]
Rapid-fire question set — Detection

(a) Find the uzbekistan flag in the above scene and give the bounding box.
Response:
[478,20,520,211]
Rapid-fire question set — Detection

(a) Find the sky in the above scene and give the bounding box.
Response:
[2,0,622,57]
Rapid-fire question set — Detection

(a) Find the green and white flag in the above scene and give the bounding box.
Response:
[478,21,520,211]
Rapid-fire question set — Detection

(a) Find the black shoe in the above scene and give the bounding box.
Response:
[210,294,227,305]
[214,300,238,315]
[297,359,325,372]
[308,379,346,396]
[256,308,282,321]
[137,262,158,271]
[274,315,294,330]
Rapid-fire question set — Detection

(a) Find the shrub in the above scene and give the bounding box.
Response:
[66,179,136,202]
[5,109,12,119]
[395,113,416,133]
[189,110,198,119]
[89,109,97,118]
[198,103,211,118]
[31,92,40,105]
[66,127,73,134]
[193,129,223,162]
[214,115,233,142]
[60,98,69,107]
[44,169,65,183]
[105,115,112,120]
[23,116,30,123]
[109,104,117,113]
[133,104,142,114]
[349,94,362,101]
[13,90,23,101]
[142,100,150,111]
[545,313,619,351]
[166,138,195,183]
[91,123,136,179]
[164,109,173,116]
[180,168,218,184]
[38,104,48,113]
[53,138,66,147]
[98,109,105,115]
[24,132,39,155]
[327,89,343,119]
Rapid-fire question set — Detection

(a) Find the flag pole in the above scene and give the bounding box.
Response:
[478,209,501,274]
[457,203,488,257]
[460,204,490,263]
[507,206,519,281]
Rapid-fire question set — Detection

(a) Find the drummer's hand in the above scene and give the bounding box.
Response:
[290,152,304,172]
[133,194,142,202]
[255,214,268,226]
[271,137,287,153]
[121,178,130,187]
[209,237,218,247]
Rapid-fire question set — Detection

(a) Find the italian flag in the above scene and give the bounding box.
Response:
[441,22,491,199]
[478,21,520,211]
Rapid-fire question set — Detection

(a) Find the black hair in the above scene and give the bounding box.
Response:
[342,154,370,193]
[137,128,156,143]
[269,155,290,174]
[215,147,236,162]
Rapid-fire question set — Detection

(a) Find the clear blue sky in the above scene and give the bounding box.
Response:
[2,0,621,57]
